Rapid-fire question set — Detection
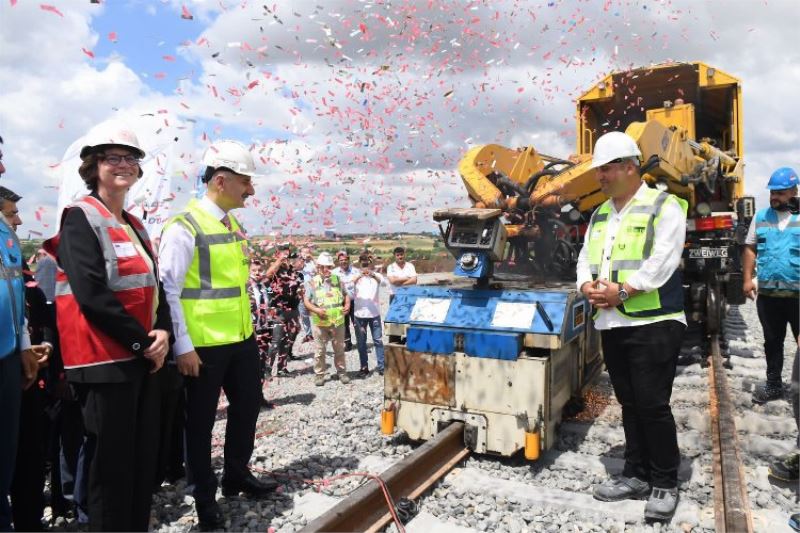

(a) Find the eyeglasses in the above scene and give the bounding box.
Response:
[101,154,141,166]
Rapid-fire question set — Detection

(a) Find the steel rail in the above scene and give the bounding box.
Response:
[301,421,470,533]
[708,333,753,533]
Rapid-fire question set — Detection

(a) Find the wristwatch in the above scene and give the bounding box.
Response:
[618,285,629,302]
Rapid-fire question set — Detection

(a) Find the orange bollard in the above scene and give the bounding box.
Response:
[380,408,395,435]
[524,430,541,460]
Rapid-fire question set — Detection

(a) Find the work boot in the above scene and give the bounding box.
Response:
[592,476,650,502]
[314,375,325,387]
[339,373,351,384]
[753,382,783,404]
[357,367,370,378]
[196,501,225,531]
[644,487,679,521]
[768,452,799,482]
[344,341,354,351]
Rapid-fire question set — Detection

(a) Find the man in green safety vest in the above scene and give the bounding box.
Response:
[159,140,277,531]
[576,132,688,523]
[303,252,351,386]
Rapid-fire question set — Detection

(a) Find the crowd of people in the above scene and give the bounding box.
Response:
[0,121,420,532]
[0,123,796,531]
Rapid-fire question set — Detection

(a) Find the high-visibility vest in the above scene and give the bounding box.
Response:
[586,187,687,321]
[309,274,345,327]
[45,196,157,369]
[754,208,800,295]
[165,199,253,347]
[0,217,25,359]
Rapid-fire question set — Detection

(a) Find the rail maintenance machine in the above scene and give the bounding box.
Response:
[382,61,753,460]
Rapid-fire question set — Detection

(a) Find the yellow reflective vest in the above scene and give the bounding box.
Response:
[165,199,253,347]
[586,187,687,321]
[308,274,345,327]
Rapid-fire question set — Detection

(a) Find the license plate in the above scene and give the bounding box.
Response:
[688,247,728,259]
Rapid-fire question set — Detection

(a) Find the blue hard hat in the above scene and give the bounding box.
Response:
[767,167,799,190]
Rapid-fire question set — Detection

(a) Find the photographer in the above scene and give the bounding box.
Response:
[266,248,305,377]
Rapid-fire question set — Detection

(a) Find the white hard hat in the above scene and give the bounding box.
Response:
[317,252,335,267]
[589,131,642,169]
[202,140,257,177]
[79,120,145,160]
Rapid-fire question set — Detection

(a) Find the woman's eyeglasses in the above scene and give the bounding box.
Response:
[101,154,141,166]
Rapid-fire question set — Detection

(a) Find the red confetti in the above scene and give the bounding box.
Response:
[163,55,176,62]
[180,5,193,20]
[40,4,63,17]
[81,48,95,59]
[10,0,18,6]
[247,80,259,89]
[108,31,117,42]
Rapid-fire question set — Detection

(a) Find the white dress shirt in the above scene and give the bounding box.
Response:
[158,196,228,356]
[386,261,417,294]
[576,182,687,330]
[353,272,388,318]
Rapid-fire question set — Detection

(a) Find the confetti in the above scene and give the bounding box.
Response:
[39,4,63,17]
[180,4,193,20]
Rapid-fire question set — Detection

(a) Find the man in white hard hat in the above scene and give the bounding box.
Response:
[576,131,688,522]
[159,140,277,530]
[303,252,351,386]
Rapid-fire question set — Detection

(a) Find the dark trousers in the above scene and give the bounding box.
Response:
[11,385,48,531]
[185,336,261,508]
[343,306,355,347]
[601,320,686,489]
[148,365,184,489]
[0,352,21,532]
[756,295,799,385]
[268,309,299,372]
[54,397,88,522]
[74,371,161,532]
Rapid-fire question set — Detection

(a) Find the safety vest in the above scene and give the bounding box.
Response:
[586,187,687,321]
[45,196,157,369]
[0,217,25,359]
[309,274,345,327]
[754,207,800,295]
[165,199,252,347]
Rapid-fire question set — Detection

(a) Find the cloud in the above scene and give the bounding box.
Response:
[1,0,799,238]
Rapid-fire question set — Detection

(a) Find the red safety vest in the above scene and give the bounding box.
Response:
[44,196,157,369]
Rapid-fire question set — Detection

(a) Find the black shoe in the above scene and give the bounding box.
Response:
[276,368,291,377]
[377,368,384,376]
[753,382,783,404]
[221,474,279,498]
[357,367,370,378]
[197,501,225,531]
[344,342,354,351]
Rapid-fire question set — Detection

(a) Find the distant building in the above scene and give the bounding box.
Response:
[324,229,337,239]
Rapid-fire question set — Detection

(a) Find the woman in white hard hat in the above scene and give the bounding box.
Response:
[44,120,173,531]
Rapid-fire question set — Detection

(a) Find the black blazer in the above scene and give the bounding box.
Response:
[57,193,172,383]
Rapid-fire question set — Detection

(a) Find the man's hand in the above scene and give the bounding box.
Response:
[313,307,328,320]
[20,348,41,390]
[585,279,622,309]
[176,350,202,377]
[343,304,350,315]
[743,278,757,300]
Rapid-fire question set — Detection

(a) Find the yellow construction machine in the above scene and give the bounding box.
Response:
[382,63,754,458]
[455,61,754,332]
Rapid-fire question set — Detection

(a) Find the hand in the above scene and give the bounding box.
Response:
[586,280,621,309]
[176,350,202,377]
[315,308,328,320]
[743,279,757,300]
[343,305,350,315]
[144,329,169,360]
[20,349,40,390]
[31,344,51,366]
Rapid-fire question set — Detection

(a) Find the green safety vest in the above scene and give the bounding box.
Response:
[586,187,688,321]
[165,199,253,347]
[309,274,345,327]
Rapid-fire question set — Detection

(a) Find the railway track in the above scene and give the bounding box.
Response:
[298,306,797,532]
